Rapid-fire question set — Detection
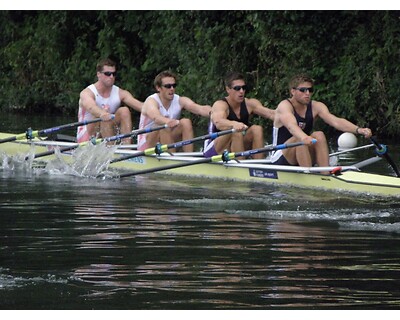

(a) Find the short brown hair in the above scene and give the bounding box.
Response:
[224,71,245,88]
[96,58,116,72]
[289,74,314,91]
[154,70,177,88]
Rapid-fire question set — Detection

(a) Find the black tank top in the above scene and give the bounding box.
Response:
[224,98,250,126]
[276,99,313,144]
[207,98,251,134]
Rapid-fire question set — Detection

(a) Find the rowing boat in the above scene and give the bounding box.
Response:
[113,152,400,197]
[1,131,400,197]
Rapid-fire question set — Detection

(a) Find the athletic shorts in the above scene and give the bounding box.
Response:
[270,150,291,165]
[203,139,218,157]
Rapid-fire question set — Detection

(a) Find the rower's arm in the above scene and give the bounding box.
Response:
[180,96,211,117]
[79,89,111,120]
[120,89,143,112]
[247,98,275,121]
[276,101,309,142]
[316,101,368,136]
[143,98,179,128]
[211,101,247,132]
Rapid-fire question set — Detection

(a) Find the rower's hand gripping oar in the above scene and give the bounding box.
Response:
[0,117,104,144]
[118,139,315,178]
[29,124,168,160]
[370,136,400,177]
[110,129,237,164]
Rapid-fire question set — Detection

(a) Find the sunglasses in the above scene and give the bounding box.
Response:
[162,83,177,89]
[101,71,117,77]
[231,85,247,91]
[294,87,314,93]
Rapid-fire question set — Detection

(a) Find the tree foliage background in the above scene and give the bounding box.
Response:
[1,10,400,137]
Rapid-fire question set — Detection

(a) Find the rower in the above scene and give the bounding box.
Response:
[270,73,372,172]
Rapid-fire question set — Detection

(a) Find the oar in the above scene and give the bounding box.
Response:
[353,156,382,169]
[0,118,104,144]
[110,129,237,164]
[370,136,400,177]
[329,143,375,157]
[118,140,310,178]
[29,124,168,160]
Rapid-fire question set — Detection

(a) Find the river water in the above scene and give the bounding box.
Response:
[1,114,400,310]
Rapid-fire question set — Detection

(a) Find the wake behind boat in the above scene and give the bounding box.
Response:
[1,129,400,197]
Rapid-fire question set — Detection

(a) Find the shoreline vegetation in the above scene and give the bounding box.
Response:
[1,11,400,138]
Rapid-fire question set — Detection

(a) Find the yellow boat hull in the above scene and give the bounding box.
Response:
[113,154,400,197]
[1,132,400,197]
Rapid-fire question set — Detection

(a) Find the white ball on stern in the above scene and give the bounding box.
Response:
[337,132,357,149]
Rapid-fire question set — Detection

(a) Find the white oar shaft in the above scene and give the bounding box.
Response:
[353,156,382,169]
[118,140,307,178]
[329,144,374,157]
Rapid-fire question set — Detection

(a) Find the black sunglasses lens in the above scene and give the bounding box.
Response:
[298,87,313,93]
[103,71,116,77]
[163,84,177,89]
[232,85,247,91]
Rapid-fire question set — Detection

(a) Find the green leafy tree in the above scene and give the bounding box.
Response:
[1,10,400,137]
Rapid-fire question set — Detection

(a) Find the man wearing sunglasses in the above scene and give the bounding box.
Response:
[137,70,211,152]
[270,74,372,167]
[77,58,143,144]
[203,72,275,159]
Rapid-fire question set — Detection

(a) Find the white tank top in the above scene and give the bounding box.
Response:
[137,93,182,150]
[76,84,121,142]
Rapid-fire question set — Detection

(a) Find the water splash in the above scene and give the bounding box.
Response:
[44,142,118,178]
[0,148,34,173]
[1,142,119,179]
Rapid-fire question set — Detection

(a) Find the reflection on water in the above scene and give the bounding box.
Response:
[1,168,400,309]
[2,113,400,309]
